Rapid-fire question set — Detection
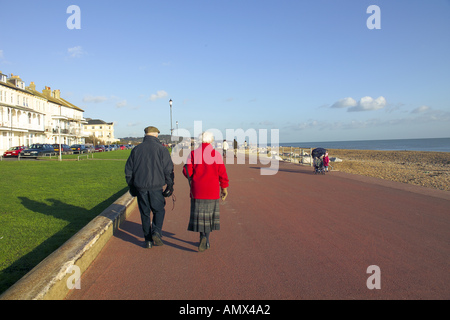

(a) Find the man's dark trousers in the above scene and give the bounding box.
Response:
[136,189,165,242]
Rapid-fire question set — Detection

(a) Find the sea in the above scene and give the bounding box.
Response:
[280,137,450,152]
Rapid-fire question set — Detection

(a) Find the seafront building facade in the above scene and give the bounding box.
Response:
[83,118,120,145]
[0,71,87,154]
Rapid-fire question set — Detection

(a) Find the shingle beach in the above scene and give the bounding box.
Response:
[328,149,450,191]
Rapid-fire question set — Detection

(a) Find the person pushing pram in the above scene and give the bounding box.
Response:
[312,147,328,174]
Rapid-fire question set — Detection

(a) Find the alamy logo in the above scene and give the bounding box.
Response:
[67,5,81,30]
[171,121,280,176]
[366,265,381,289]
[66,264,81,290]
[367,5,381,30]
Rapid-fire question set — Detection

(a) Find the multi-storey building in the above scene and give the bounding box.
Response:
[83,118,120,145]
[0,71,87,153]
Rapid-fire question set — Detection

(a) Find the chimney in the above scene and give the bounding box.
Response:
[53,89,61,99]
[42,86,51,97]
[28,81,36,91]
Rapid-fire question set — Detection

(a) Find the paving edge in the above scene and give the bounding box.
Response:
[0,192,137,300]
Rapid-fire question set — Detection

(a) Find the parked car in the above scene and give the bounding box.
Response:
[70,144,87,154]
[85,145,95,153]
[52,144,71,154]
[3,146,25,157]
[95,145,106,152]
[20,144,55,158]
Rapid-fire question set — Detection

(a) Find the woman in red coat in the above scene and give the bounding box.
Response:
[183,131,229,252]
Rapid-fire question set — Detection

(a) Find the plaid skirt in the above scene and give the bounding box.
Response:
[188,199,220,233]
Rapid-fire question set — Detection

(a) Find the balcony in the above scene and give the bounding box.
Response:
[1,121,44,132]
[52,128,70,134]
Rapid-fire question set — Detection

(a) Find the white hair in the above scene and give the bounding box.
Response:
[199,131,214,144]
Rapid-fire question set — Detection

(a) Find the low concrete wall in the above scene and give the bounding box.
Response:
[0,192,137,300]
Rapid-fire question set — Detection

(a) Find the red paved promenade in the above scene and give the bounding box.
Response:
[66,158,450,300]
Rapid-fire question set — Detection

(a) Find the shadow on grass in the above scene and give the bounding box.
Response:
[0,187,128,295]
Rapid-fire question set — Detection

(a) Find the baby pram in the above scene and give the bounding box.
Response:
[312,147,327,174]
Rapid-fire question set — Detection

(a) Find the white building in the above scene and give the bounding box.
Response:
[0,71,87,153]
[84,118,120,145]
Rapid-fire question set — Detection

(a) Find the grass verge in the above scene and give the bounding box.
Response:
[0,150,131,294]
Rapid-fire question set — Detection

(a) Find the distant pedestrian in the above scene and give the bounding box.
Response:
[222,139,229,157]
[233,139,238,158]
[323,152,330,172]
[183,131,229,252]
[125,126,174,248]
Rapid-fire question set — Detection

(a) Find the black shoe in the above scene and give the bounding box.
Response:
[198,236,207,252]
[152,233,164,246]
[144,240,153,249]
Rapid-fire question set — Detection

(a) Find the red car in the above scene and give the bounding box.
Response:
[95,145,106,152]
[3,146,25,157]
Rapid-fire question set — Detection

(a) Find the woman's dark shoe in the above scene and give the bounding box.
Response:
[198,236,208,252]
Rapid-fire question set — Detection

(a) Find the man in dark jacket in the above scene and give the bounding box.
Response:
[125,126,174,248]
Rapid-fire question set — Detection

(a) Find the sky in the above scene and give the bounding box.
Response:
[1,0,449,143]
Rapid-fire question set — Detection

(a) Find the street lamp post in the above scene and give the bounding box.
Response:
[169,99,173,138]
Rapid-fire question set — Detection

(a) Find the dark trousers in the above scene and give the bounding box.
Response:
[136,189,166,241]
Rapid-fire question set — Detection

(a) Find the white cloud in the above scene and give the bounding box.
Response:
[331,96,387,112]
[67,46,86,58]
[0,49,11,65]
[411,105,430,114]
[331,97,357,109]
[83,95,108,103]
[127,121,142,127]
[350,96,386,112]
[149,90,168,101]
[116,100,127,108]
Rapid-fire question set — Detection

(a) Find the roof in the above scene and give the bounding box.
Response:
[0,78,84,113]
[86,119,113,125]
[32,89,85,112]
[0,79,32,95]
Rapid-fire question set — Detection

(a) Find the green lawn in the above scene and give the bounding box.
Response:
[0,150,132,294]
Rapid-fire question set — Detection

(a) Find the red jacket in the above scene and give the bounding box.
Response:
[323,155,329,166]
[182,143,229,199]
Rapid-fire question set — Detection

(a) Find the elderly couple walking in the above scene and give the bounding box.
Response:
[125,126,229,252]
